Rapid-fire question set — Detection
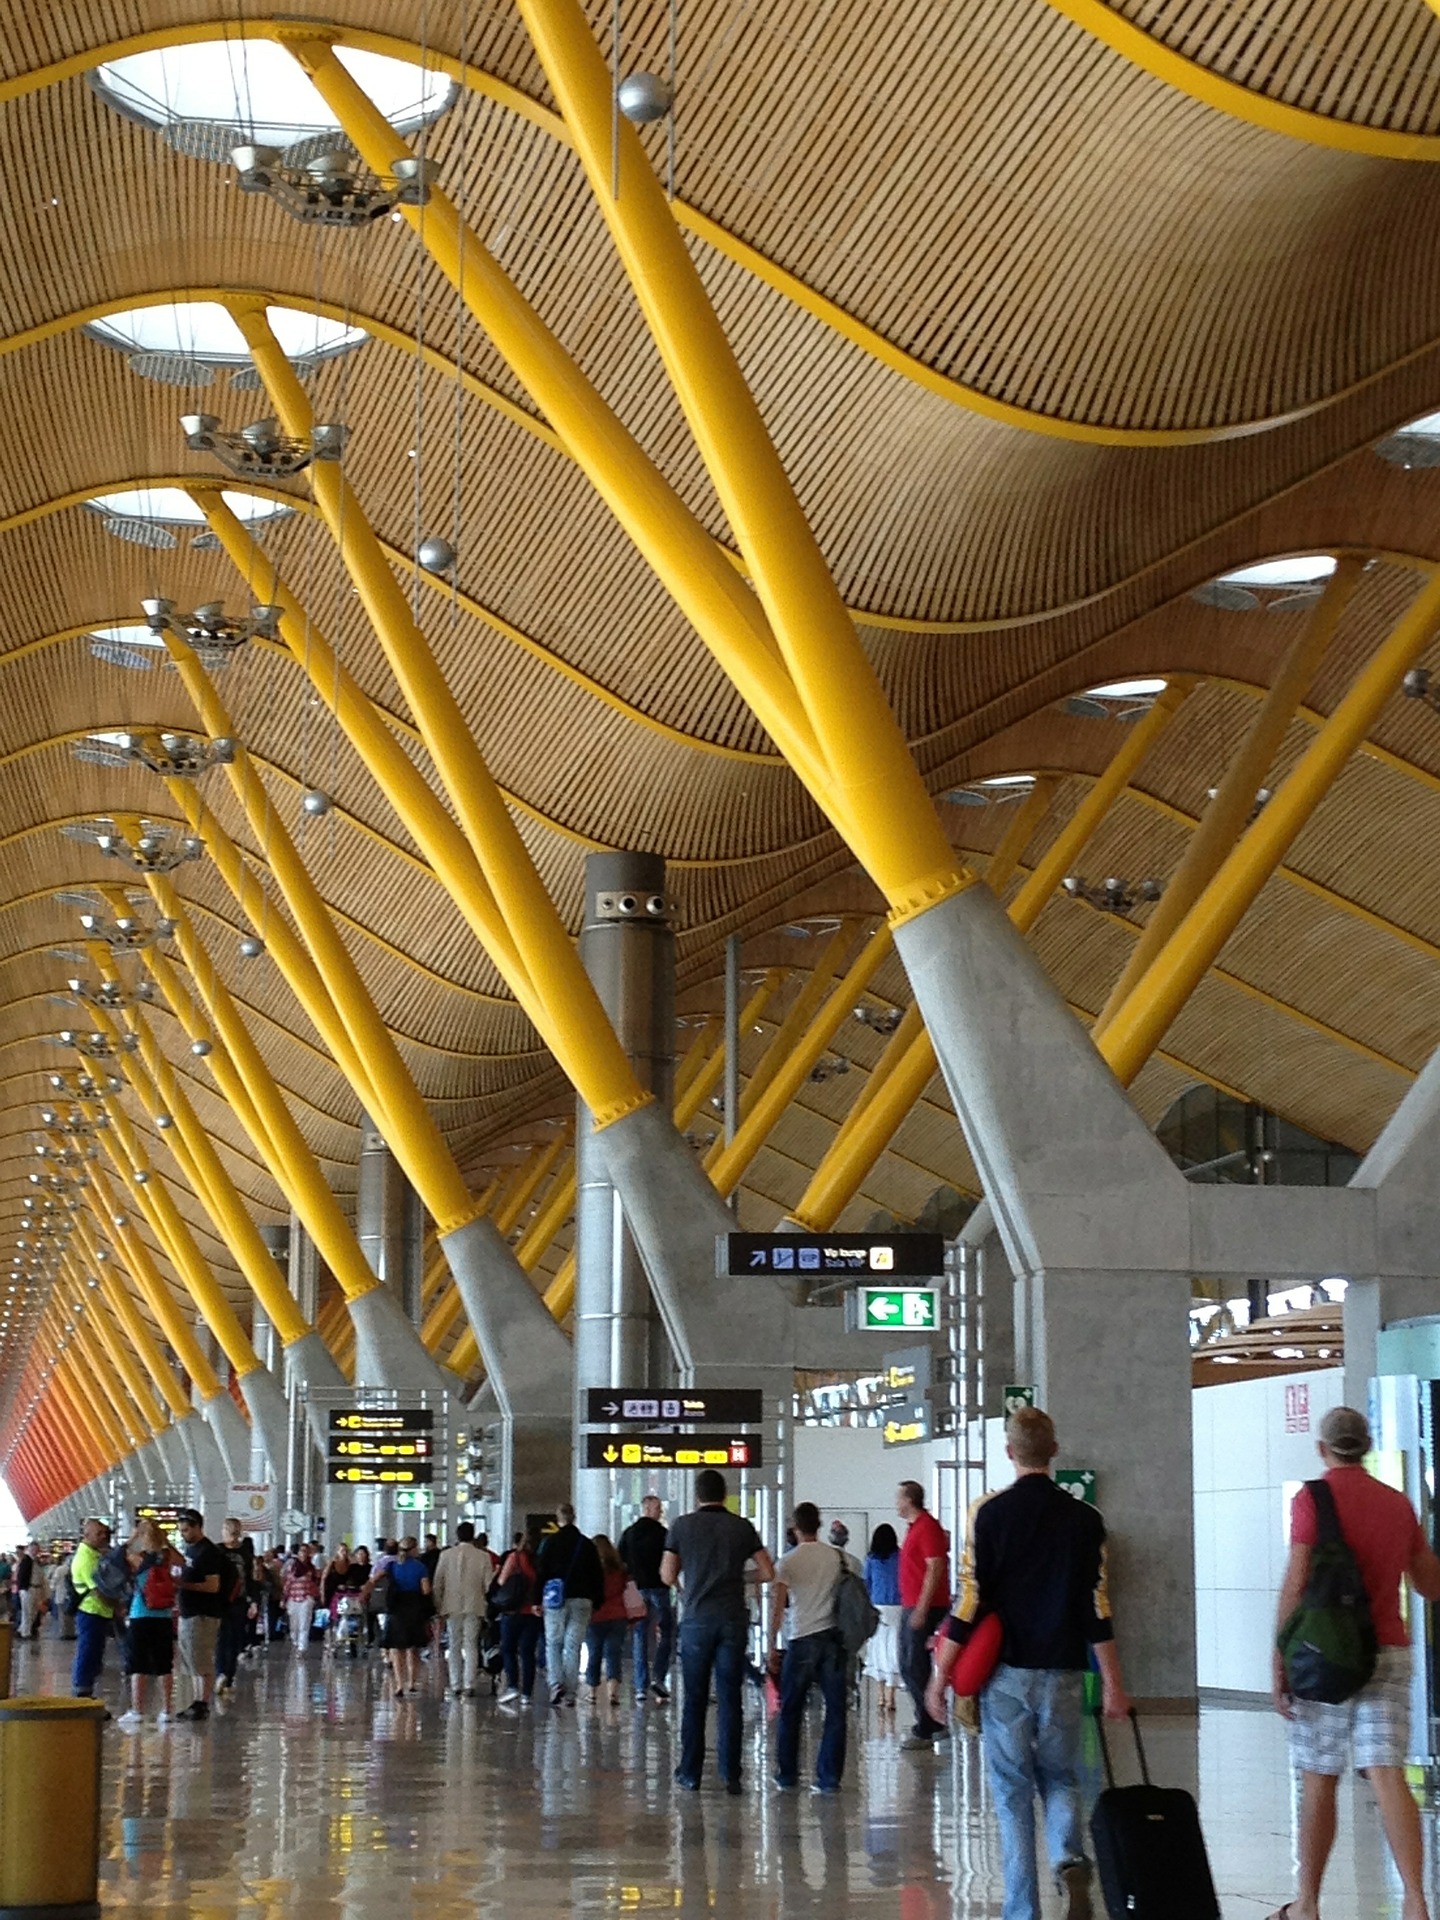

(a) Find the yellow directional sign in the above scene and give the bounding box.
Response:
[584,1433,763,1470]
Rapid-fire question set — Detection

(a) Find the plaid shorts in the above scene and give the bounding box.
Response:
[1290,1645,1412,1776]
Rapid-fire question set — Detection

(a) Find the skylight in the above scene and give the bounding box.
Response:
[85,487,288,525]
[89,625,162,649]
[1219,556,1336,588]
[91,43,455,149]
[1085,678,1167,699]
[86,302,365,366]
[1393,409,1440,438]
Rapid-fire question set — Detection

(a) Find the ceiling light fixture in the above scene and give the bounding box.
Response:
[1061,874,1164,914]
[232,145,439,226]
[181,411,348,479]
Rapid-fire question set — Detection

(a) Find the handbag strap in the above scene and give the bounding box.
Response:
[1306,1476,1343,1547]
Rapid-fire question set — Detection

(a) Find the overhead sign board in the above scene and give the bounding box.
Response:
[584,1432,764,1471]
[882,1346,933,1395]
[328,1436,433,1464]
[845,1286,940,1332]
[133,1504,184,1530]
[584,1388,764,1426]
[327,1409,434,1436]
[720,1231,945,1279]
[395,1488,435,1512]
[326,1463,435,1487]
[883,1403,932,1449]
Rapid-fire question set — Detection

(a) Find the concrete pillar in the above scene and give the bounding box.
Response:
[894,883,1196,1706]
[153,1422,192,1492]
[357,1116,423,1324]
[1347,1044,1440,1404]
[573,854,675,1530]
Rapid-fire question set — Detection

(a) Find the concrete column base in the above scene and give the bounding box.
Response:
[200,1389,252,1484]
[237,1367,293,1485]
[348,1285,457,1394]
[443,1217,572,1414]
[1016,1266,1196,1705]
[153,1424,192,1491]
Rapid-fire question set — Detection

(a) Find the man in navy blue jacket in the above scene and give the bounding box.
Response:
[928,1407,1130,1920]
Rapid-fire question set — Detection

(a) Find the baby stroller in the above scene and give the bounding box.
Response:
[331,1591,366,1658]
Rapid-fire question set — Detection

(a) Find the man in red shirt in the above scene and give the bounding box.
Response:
[896,1479,951,1750]
[1270,1405,1440,1920]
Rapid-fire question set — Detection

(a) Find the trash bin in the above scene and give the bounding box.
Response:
[0,1696,105,1917]
[0,1621,11,1700]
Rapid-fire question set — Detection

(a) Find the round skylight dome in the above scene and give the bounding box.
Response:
[85,487,288,525]
[86,302,365,367]
[91,43,454,152]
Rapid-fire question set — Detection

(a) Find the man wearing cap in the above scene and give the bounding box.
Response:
[1269,1405,1440,1920]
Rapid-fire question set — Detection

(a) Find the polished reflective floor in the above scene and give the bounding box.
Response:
[11,1633,1433,1917]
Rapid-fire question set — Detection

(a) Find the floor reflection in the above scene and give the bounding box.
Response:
[8,1637,1435,1915]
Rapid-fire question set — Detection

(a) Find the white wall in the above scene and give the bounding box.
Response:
[1193,1369,1344,1694]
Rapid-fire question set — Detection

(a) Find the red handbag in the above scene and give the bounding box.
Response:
[950,1612,1004,1697]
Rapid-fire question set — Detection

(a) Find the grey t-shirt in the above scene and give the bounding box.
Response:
[776,1541,843,1639]
[666,1506,764,1621]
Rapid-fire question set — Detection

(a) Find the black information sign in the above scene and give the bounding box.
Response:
[327,1409,434,1437]
[327,1463,436,1487]
[585,1388,764,1427]
[719,1231,945,1280]
[584,1432,764,1471]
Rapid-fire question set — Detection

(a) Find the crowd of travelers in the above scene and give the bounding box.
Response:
[8,1396,1436,1920]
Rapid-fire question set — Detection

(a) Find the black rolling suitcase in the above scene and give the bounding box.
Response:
[1090,1713,1219,1919]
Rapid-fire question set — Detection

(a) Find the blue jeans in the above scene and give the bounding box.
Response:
[543,1598,591,1698]
[775,1628,848,1790]
[980,1665,1088,1920]
[632,1586,674,1694]
[678,1613,748,1786]
[72,1609,112,1697]
[584,1616,625,1685]
[500,1613,541,1695]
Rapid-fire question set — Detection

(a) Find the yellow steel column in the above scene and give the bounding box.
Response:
[983,777,1058,894]
[513,1155,576,1274]
[1101,563,1440,1084]
[79,1159,223,1402]
[84,1092,263,1383]
[151,641,487,1216]
[139,876,385,1306]
[61,1310,138,1455]
[160,787,479,1242]
[1093,560,1364,1032]
[193,492,538,1022]
[271,40,836,815]
[60,1254,165,1441]
[737,929,854,1121]
[71,1213,190,1424]
[790,697,1192,1229]
[705,925,893,1199]
[1006,682,1196,930]
[515,0,969,917]
[82,997,311,1347]
[52,1363,115,1476]
[221,303,650,1129]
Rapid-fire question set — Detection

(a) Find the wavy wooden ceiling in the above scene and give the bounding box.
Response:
[1,0,1438,1393]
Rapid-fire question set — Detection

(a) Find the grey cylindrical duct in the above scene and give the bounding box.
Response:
[574,853,675,1528]
[357,1116,424,1323]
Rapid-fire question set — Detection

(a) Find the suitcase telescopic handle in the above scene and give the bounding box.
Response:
[1094,1709,1151,1789]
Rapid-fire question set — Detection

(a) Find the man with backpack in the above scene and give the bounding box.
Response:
[767,1502,854,1794]
[1270,1405,1440,1920]
[926,1406,1130,1920]
[534,1505,603,1708]
[69,1517,120,1700]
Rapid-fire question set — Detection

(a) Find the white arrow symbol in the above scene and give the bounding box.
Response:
[870,1297,900,1321]
[602,1401,619,1416]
